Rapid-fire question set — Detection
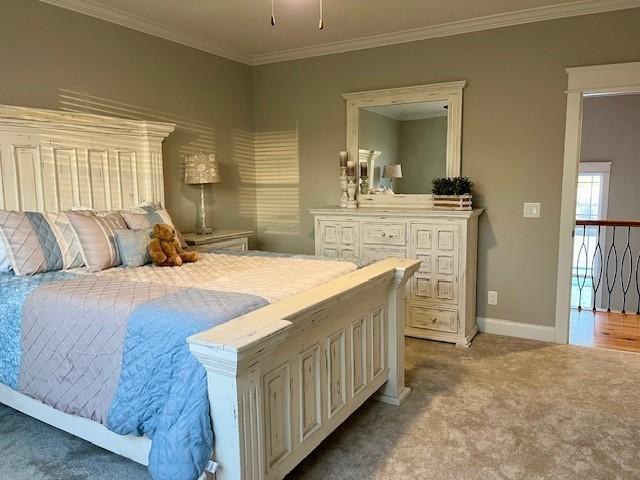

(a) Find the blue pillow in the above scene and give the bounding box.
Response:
[114,228,152,267]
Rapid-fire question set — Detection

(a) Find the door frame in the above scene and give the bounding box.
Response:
[554,62,640,343]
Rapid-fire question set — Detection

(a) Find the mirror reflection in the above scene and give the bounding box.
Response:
[358,100,448,195]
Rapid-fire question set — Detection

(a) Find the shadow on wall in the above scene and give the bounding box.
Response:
[56,89,223,219]
[57,89,216,158]
[233,128,301,239]
[56,89,300,236]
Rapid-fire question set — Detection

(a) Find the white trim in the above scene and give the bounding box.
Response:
[0,104,174,212]
[579,160,611,173]
[40,0,640,66]
[39,0,253,65]
[555,61,640,344]
[0,104,175,137]
[253,0,640,65]
[477,317,556,343]
[343,82,465,208]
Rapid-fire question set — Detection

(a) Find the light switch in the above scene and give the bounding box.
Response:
[488,291,498,306]
[523,202,541,218]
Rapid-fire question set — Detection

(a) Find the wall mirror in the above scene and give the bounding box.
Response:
[343,81,466,208]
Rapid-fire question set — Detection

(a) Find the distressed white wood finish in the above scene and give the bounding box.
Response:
[312,208,482,347]
[0,105,174,212]
[189,258,419,479]
[183,230,253,252]
[0,257,418,479]
[343,81,466,209]
[0,256,419,480]
[0,104,421,480]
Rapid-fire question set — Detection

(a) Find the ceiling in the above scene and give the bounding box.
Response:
[365,101,449,121]
[41,0,640,65]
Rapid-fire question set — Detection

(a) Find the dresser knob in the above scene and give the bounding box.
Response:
[381,232,386,237]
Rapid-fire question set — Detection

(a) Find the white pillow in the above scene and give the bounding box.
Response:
[0,238,12,272]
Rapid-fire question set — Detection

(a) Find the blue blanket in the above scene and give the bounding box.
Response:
[0,270,79,388]
[2,271,268,480]
[108,288,268,479]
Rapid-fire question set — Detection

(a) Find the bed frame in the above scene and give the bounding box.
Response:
[0,105,420,480]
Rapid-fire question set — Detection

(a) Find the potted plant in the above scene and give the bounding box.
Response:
[432,176,473,210]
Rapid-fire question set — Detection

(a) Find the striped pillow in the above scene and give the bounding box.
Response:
[43,213,85,270]
[67,211,128,272]
[0,210,67,276]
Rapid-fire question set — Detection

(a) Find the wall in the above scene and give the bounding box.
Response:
[0,0,256,237]
[252,9,640,326]
[581,94,640,311]
[1,1,640,327]
[396,117,447,194]
[359,109,399,189]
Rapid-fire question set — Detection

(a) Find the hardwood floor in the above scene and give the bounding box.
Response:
[570,308,640,353]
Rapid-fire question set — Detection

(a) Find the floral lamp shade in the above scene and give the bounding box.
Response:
[184,153,221,185]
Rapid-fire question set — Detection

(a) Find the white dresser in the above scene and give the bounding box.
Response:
[311,208,482,347]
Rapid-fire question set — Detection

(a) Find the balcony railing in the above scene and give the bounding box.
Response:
[574,220,640,314]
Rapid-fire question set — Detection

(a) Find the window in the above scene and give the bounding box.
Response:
[571,162,610,309]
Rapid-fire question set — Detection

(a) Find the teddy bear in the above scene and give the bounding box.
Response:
[148,223,199,267]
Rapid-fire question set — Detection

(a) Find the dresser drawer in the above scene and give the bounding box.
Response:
[319,220,359,245]
[362,246,407,265]
[363,222,406,246]
[416,253,432,274]
[409,305,458,333]
[411,224,459,253]
[320,245,359,260]
[412,274,457,304]
[192,238,247,252]
[412,224,433,250]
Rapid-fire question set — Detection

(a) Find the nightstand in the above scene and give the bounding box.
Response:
[182,229,253,253]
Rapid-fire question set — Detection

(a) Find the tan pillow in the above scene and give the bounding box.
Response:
[67,211,127,272]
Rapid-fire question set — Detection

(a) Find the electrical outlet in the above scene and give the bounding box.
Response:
[523,202,541,218]
[488,291,498,305]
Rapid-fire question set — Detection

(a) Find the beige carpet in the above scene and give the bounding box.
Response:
[288,334,640,480]
[2,334,639,479]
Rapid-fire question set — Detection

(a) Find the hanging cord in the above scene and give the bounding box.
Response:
[271,0,276,26]
[319,0,324,29]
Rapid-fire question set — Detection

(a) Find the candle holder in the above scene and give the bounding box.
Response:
[360,176,369,195]
[339,166,348,208]
[346,176,358,208]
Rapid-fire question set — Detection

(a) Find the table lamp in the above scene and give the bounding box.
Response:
[383,164,402,193]
[184,153,220,235]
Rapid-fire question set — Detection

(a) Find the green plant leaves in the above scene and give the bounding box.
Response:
[431,176,473,195]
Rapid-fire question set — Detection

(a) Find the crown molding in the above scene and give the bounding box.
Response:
[39,0,253,65]
[40,0,640,67]
[251,0,640,65]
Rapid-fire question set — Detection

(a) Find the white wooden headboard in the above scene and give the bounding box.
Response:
[0,105,175,212]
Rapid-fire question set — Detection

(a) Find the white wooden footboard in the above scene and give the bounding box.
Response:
[188,258,420,480]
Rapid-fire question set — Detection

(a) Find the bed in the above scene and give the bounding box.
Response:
[0,105,420,480]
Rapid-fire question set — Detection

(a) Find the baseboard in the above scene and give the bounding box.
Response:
[476,317,556,342]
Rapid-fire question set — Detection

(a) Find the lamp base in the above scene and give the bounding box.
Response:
[196,183,213,235]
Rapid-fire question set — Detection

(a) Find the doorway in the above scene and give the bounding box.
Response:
[571,162,610,311]
[555,62,640,348]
